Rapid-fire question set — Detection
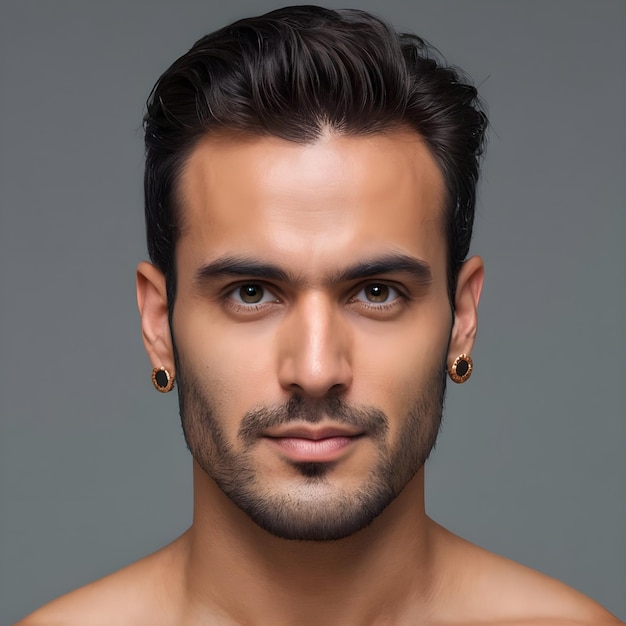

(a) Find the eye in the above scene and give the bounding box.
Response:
[353,283,400,305]
[229,283,278,306]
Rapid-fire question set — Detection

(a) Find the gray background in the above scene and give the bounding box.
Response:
[1,0,624,623]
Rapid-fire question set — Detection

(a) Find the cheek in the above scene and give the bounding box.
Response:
[173,302,279,431]
[351,305,450,414]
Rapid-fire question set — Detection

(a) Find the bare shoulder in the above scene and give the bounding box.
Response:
[15,540,185,626]
[433,523,623,626]
[488,559,623,624]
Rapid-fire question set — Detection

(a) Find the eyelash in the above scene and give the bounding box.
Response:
[348,284,404,311]
[222,281,407,315]
[223,283,281,313]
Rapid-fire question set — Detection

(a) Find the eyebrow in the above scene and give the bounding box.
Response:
[339,254,432,285]
[194,256,290,287]
[193,252,432,289]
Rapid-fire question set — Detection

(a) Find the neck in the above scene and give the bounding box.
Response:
[178,461,443,625]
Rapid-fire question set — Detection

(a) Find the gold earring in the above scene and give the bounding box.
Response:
[151,367,175,393]
[448,354,473,384]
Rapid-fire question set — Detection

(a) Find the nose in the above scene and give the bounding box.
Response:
[276,292,353,398]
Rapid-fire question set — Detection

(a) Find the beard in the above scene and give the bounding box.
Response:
[175,356,446,542]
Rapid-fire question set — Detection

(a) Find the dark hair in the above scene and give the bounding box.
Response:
[143,5,488,311]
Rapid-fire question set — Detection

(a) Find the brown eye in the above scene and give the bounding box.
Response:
[364,284,389,302]
[352,283,402,309]
[239,284,265,303]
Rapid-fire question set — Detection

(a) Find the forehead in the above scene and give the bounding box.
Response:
[176,131,446,276]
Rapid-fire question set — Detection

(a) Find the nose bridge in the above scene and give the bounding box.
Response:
[277,291,352,397]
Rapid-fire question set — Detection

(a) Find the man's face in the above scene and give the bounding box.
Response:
[166,131,455,540]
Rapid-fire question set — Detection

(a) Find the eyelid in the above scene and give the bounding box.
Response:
[221,278,408,313]
[224,281,281,307]
[349,281,405,306]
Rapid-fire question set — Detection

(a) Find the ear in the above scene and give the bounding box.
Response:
[136,261,175,374]
[447,255,484,366]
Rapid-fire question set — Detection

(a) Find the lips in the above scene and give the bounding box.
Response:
[263,425,363,440]
[263,425,363,463]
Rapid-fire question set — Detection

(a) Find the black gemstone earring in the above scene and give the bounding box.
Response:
[448,354,473,384]
[152,367,175,393]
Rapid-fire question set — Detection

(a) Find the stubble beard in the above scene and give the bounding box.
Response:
[176,359,446,542]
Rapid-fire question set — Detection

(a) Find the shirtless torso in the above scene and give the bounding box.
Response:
[18,471,622,626]
[18,520,621,626]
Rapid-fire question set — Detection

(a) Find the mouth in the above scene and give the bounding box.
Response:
[262,425,364,463]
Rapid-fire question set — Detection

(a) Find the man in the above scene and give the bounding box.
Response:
[19,6,622,625]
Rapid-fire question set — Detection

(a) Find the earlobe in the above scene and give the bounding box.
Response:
[136,261,175,374]
[448,255,484,365]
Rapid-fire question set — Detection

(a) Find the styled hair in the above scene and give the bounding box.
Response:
[143,5,488,310]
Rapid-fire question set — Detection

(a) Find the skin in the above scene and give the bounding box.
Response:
[18,132,622,625]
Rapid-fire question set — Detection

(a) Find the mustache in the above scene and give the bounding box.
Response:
[238,395,389,446]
